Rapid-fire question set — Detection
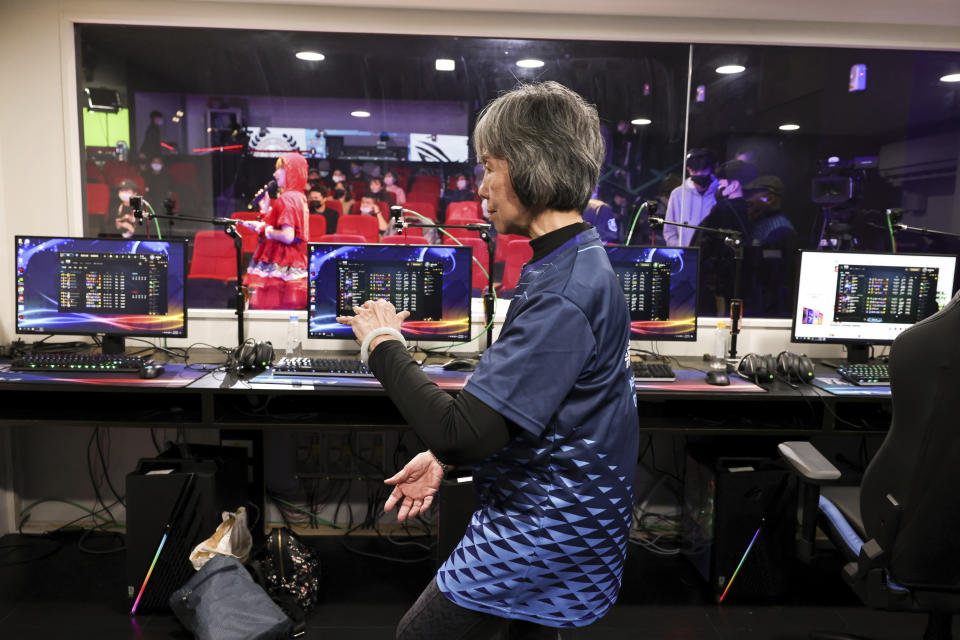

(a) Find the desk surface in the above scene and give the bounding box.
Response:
[0,354,891,434]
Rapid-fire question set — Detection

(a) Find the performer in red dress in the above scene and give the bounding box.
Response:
[239,153,310,310]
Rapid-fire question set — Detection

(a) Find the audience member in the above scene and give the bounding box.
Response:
[664,148,718,246]
[383,170,406,205]
[143,156,176,207]
[115,178,139,238]
[367,177,390,203]
[357,193,391,235]
[331,169,347,186]
[309,186,338,234]
[332,182,354,215]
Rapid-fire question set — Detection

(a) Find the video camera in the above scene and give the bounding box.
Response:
[810,156,877,206]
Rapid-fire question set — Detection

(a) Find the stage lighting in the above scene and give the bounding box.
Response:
[779,123,800,131]
[716,64,745,74]
[351,110,371,118]
[516,59,544,68]
[296,51,325,61]
[435,59,455,71]
[631,118,652,126]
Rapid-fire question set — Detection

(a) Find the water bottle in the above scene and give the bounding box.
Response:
[286,313,302,357]
[714,321,728,364]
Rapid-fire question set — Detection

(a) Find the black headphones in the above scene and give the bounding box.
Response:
[230,340,274,372]
[737,353,777,385]
[777,350,815,384]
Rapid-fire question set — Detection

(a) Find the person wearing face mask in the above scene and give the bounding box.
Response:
[383,171,406,205]
[356,193,391,235]
[442,173,474,222]
[238,153,310,310]
[144,156,176,207]
[332,181,354,215]
[348,162,365,181]
[308,186,338,234]
[114,179,139,238]
[663,148,718,246]
[331,169,347,186]
[691,160,759,315]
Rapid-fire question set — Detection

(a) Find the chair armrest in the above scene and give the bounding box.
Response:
[778,441,842,483]
[778,441,842,563]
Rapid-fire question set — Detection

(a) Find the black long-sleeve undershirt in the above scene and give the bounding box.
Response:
[369,340,519,465]
[367,221,592,466]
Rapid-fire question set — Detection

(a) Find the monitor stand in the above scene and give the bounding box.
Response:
[102,334,126,355]
[845,343,870,364]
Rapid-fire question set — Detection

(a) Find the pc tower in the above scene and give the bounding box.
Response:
[681,448,795,602]
[125,444,248,611]
[434,476,477,569]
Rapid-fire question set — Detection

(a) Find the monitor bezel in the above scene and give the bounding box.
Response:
[790,249,959,346]
[306,241,474,342]
[14,235,189,339]
[606,244,700,342]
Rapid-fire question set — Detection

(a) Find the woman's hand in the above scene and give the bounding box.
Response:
[383,451,445,522]
[239,220,265,234]
[336,299,409,350]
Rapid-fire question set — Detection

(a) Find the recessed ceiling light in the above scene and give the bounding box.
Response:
[940,73,960,83]
[435,58,455,71]
[351,110,371,118]
[779,123,800,131]
[516,59,544,69]
[631,118,652,126]
[716,64,746,75]
[295,51,325,62]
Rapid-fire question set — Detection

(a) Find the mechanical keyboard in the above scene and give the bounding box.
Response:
[272,357,374,377]
[836,363,889,386]
[631,360,676,382]
[11,353,149,373]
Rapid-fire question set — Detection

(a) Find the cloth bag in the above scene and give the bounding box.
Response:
[169,554,292,640]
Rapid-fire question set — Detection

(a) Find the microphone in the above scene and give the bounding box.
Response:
[390,205,405,229]
[248,179,277,210]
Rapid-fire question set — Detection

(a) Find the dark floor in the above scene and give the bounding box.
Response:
[0,530,932,640]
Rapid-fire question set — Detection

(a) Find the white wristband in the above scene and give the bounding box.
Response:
[360,327,406,365]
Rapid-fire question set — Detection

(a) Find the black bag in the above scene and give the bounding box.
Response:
[169,554,292,640]
[251,528,321,614]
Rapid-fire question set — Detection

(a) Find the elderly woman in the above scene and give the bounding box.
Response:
[338,82,638,639]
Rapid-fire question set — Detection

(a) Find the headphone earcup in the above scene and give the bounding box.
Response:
[798,354,815,383]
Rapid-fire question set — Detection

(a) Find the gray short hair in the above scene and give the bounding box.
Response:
[473,82,604,214]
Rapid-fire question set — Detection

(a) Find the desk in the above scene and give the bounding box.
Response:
[0,358,891,434]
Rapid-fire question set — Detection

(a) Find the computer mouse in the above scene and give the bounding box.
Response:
[442,358,477,372]
[705,370,730,386]
[139,364,165,379]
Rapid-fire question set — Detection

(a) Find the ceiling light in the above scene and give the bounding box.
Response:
[516,59,544,69]
[351,110,371,118]
[716,64,746,75]
[779,123,800,131]
[940,73,960,83]
[435,58,455,71]
[631,118,652,126]
[295,51,325,62]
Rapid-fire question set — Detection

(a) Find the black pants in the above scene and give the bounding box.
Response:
[396,577,562,640]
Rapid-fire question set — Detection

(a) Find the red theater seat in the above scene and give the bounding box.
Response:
[501,237,533,293]
[167,161,197,185]
[404,201,437,222]
[86,183,109,215]
[494,233,524,263]
[336,216,380,243]
[323,199,343,215]
[446,201,480,221]
[448,237,490,293]
[315,233,367,244]
[189,231,238,281]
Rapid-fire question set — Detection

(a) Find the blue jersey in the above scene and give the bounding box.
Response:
[437,227,639,628]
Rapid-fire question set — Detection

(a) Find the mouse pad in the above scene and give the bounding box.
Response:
[248,364,473,390]
[0,363,206,388]
[635,369,764,391]
[812,375,891,396]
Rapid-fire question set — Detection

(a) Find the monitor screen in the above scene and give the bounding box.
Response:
[15,236,187,338]
[605,246,699,341]
[308,243,472,341]
[792,250,958,345]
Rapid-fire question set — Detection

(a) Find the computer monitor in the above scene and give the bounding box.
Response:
[792,250,958,362]
[15,236,187,353]
[307,243,472,341]
[605,246,699,341]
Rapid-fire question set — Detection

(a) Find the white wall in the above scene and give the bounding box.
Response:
[1,0,957,533]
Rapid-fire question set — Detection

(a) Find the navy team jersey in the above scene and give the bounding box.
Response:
[437,227,639,628]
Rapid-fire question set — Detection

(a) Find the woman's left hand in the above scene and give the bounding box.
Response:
[336,299,410,349]
[239,220,265,234]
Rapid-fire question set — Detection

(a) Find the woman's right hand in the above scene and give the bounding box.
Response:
[383,451,445,522]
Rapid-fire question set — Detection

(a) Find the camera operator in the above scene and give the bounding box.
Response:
[742,175,799,317]
[664,148,718,246]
